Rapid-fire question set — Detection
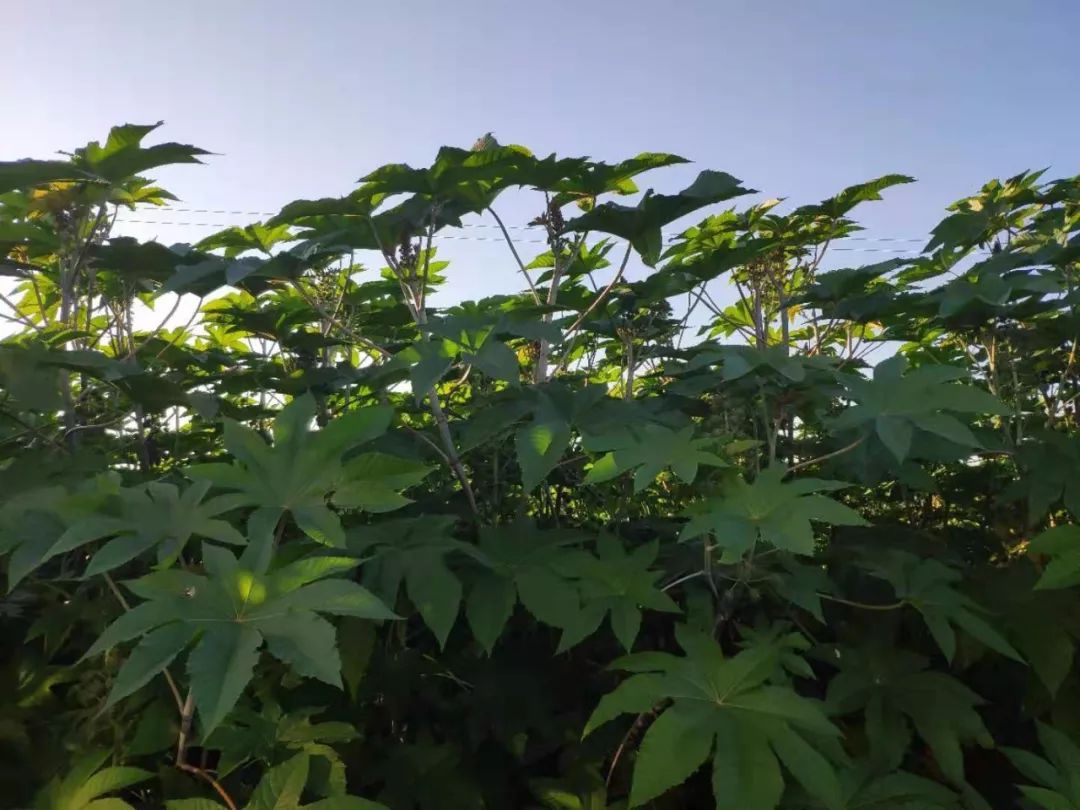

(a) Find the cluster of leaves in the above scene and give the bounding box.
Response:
[1,124,1080,809]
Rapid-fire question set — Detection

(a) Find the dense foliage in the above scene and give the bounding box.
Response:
[1,124,1079,809]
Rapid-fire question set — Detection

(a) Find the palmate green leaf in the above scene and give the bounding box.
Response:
[826,646,990,784]
[833,356,1009,462]
[517,567,581,628]
[712,344,810,383]
[196,222,295,257]
[249,577,398,621]
[292,504,347,548]
[583,424,726,494]
[680,466,865,561]
[0,476,126,588]
[53,480,246,577]
[464,522,585,651]
[35,749,153,810]
[553,536,680,652]
[347,516,467,648]
[1003,724,1080,810]
[0,159,101,194]
[586,626,841,810]
[791,174,916,221]
[359,142,533,209]
[549,152,688,206]
[186,395,394,546]
[563,171,754,266]
[76,121,209,182]
[90,542,394,733]
[875,415,913,462]
[766,723,842,810]
[860,551,1024,663]
[396,338,458,396]
[769,556,832,622]
[0,344,65,411]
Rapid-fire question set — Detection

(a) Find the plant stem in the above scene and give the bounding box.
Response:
[370,216,479,519]
[427,389,479,518]
[606,701,670,788]
[818,593,906,611]
[553,241,633,375]
[563,241,632,337]
[760,392,777,463]
[488,206,540,304]
[788,435,866,473]
[661,570,706,592]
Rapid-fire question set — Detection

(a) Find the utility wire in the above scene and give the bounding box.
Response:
[113,217,932,252]
[123,207,929,242]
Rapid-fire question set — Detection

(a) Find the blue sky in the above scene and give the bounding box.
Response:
[5,0,1080,303]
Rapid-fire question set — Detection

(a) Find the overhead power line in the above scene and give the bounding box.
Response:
[110,218,931,253]
[123,208,929,243]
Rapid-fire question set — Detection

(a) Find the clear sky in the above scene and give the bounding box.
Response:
[5,0,1080,303]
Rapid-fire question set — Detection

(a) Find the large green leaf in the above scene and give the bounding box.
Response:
[553,536,679,652]
[833,356,1009,462]
[77,122,209,182]
[681,466,865,560]
[826,646,990,784]
[463,522,586,650]
[564,171,754,266]
[187,396,394,545]
[88,541,393,730]
[583,424,726,493]
[861,552,1023,664]
[0,159,100,194]
[1003,724,1080,810]
[586,626,841,809]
